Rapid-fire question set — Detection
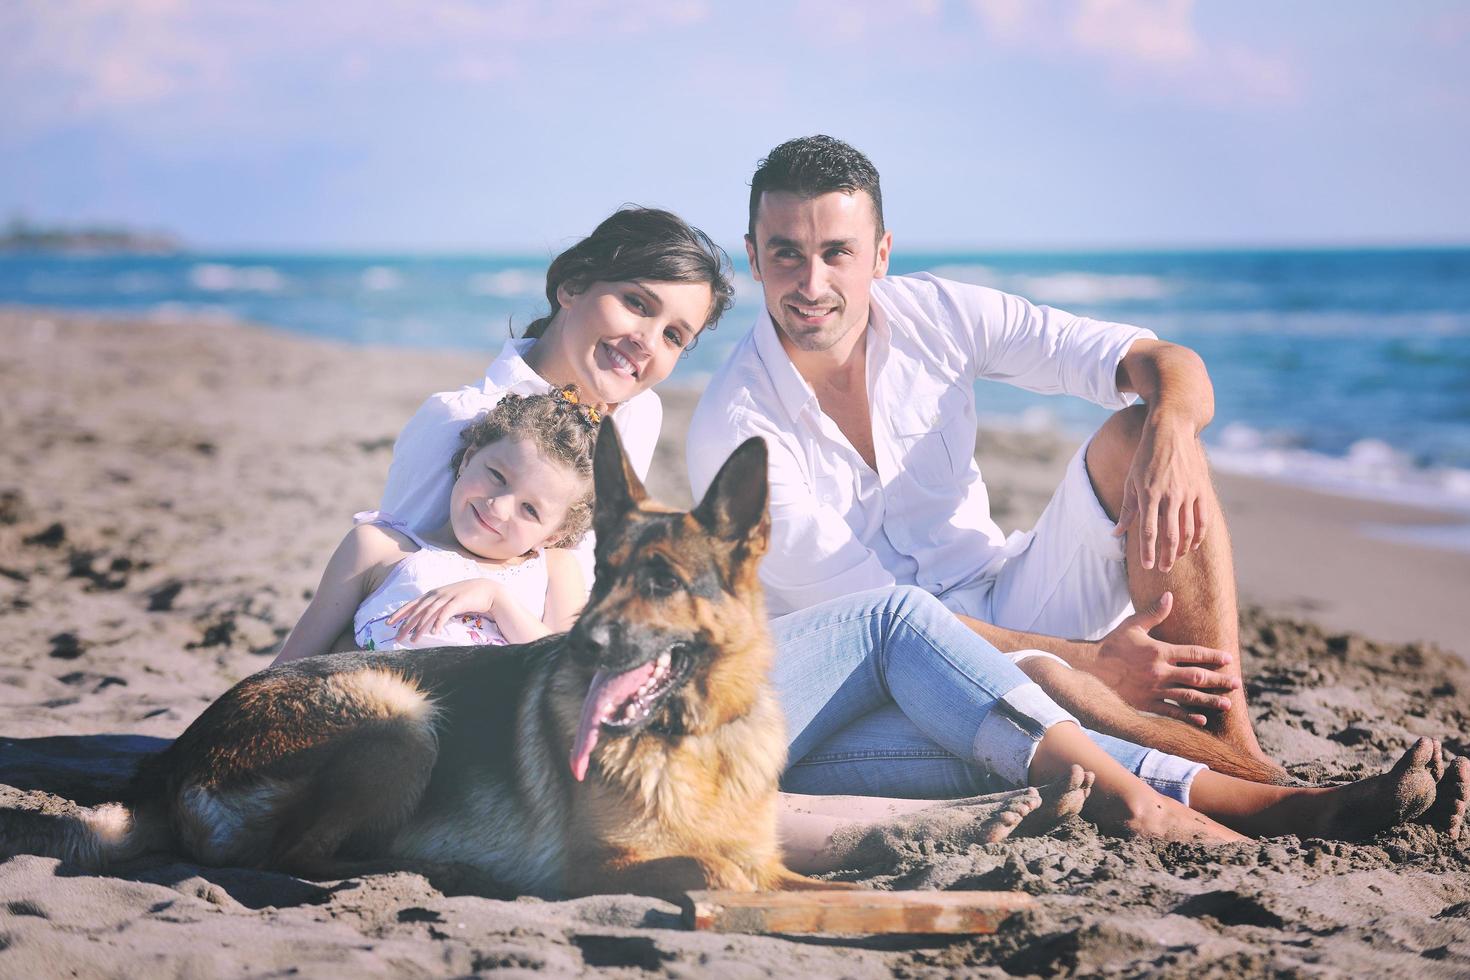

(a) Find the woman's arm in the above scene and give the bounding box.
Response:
[271,525,406,666]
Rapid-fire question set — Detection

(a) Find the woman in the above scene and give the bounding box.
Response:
[377,206,1466,870]
[380,206,732,542]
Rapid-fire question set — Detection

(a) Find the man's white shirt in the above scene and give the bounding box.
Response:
[687,273,1154,618]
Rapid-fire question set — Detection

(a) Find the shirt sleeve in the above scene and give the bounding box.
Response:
[613,390,663,483]
[688,403,895,617]
[921,274,1156,409]
[380,391,481,532]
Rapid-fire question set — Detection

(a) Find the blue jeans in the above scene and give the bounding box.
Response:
[771,586,1203,804]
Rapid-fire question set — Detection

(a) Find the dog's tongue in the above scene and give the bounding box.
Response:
[570,661,658,781]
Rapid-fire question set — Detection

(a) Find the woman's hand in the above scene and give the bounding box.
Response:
[386,579,500,641]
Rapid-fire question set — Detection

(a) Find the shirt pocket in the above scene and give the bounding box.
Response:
[890,410,975,489]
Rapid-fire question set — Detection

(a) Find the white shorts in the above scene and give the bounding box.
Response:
[943,439,1134,642]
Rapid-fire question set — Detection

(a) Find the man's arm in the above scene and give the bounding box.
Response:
[1112,338,1216,573]
[954,594,1237,724]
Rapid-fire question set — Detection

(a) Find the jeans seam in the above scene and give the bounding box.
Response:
[791,750,958,765]
[884,601,1022,719]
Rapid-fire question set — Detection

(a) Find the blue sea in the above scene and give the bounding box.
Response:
[5,247,1470,523]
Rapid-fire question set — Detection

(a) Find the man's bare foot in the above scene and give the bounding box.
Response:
[1419,755,1469,840]
[1016,765,1095,836]
[1294,737,1443,840]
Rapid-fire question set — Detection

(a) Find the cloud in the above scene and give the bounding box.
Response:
[1066,0,1199,65]
[0,0,713,138]
[969,0,1298,105]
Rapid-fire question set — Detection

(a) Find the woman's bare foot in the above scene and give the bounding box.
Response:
[1016,765,1095,836]
[1419,755,1469,840]
[1087,788,1249,843]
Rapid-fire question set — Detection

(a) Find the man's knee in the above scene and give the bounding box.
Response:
[1084,404,1148,521]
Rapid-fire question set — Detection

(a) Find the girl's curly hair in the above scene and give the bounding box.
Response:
[449,390,598,549]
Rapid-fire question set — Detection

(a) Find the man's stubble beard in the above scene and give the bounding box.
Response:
[768,305,858,355]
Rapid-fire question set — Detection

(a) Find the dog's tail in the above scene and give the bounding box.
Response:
[768,865,861,892]
[0,796,171,871]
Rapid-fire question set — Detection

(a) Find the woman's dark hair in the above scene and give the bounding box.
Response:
[521,206,734,347]
[449,390,599,549]
[748,135,884,240]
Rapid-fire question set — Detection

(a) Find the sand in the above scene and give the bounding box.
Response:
[2,309,1468,977]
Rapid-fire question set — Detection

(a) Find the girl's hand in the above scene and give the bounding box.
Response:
[386,579,499,642]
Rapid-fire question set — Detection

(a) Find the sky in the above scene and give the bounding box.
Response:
[3,0,1468,252]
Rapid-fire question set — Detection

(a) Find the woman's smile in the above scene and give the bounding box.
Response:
[599,340,641,379]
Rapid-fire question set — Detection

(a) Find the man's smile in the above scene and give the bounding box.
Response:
[786,301,839,325]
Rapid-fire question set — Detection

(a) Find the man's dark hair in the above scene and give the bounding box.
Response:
[748,135,884,241]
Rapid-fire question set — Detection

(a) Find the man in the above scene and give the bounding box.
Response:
[689,135,1282,782]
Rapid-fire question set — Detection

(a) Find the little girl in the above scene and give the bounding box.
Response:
[272,390,597,665]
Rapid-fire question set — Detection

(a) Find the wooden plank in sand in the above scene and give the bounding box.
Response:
[681,889,1034,936]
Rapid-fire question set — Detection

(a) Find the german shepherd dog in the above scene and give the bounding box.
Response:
[5,421,828,901]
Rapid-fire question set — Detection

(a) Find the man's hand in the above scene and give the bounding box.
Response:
[1091,591,1236,726]
[1112,414,1213,572]
[386,579,499,641]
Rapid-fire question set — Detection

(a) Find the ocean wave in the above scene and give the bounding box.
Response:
[360,266,402,291]
[113,271,169,294]
[927,265,1170,304]
[467,268,541,298]
[1209,422,1470,513]
[927,264,1000,286]
[189,264,287,293]
[1010,273,1171,304]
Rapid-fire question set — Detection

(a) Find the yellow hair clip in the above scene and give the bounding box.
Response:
[556,384,602,426]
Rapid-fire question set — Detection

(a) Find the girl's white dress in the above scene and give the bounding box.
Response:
[350,511,548,650]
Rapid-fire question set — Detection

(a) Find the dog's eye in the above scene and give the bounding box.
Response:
[643,565,681,597]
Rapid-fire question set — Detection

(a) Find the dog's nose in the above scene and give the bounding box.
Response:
[586,623,613,651]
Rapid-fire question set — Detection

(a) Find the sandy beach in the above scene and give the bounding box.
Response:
[2,309,1469,977]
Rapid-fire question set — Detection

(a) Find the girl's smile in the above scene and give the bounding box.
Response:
[446,435,583,562]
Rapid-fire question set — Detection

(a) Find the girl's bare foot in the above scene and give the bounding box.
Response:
[907,787,1044,845]
[1016,765,1095,836]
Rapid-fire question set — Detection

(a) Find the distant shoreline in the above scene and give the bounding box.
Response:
[0,220,181,255]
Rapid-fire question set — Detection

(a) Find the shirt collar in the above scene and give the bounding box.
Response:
[482,337,551,393]
[752,309,820,423]
[751,295,890,423]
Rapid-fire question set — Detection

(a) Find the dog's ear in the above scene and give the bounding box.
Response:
[593,417,647,538]
[692,436,769,548]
